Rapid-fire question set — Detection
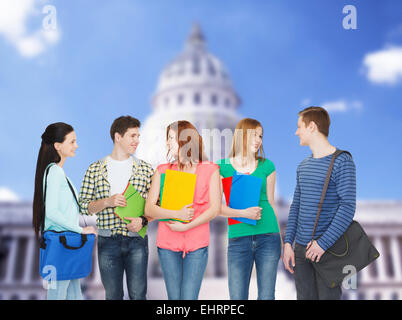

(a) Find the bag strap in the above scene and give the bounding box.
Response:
[42,164,87,237]
[59,234,88,250]
[311,149,352,240]
[65,176,88,228]
[65,176,80,209]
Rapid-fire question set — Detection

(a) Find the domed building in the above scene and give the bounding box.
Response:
[136,23,241,166]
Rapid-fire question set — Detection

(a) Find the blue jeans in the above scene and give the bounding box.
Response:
[47,279,83,300]
[158,246,208,300]
[228,233,281,300]
[97,235,148,300]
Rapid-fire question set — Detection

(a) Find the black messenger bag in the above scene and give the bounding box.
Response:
[310,150,380,288]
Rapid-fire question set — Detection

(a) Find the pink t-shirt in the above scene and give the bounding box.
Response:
[156,161,219,255]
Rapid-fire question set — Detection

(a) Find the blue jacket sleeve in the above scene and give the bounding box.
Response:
[284,166,301,245]
[317,154,356,251]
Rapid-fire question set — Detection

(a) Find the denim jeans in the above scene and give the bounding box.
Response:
[228,233,281,300]
[97,235,148,300]
[46,279,83,300]
[294,243,342,300]
[158,246,208,300]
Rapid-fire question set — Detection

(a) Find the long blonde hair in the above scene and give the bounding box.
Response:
[228,118,266,164]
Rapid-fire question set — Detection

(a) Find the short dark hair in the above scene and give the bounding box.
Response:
[110,116,141,142]
[298,106,330,137]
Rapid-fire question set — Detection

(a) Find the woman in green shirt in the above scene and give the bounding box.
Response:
[216,118,283,300]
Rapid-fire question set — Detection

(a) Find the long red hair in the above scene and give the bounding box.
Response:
[166,120,208,170]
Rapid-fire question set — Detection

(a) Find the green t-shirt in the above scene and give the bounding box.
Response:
[216,158,280,238]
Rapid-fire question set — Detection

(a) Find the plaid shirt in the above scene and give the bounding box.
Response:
[79,156,154,236]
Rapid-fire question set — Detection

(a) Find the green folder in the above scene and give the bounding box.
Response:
[114,183,147,238]
[160,173,165,204]
[159,173,172,222]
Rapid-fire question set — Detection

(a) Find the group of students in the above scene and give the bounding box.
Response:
[32,106,356,300]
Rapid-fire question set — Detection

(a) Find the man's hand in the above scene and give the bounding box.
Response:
[283,243,295,274]
[305,240,325,263]
[106,194,127,208]
[125,217,143,233]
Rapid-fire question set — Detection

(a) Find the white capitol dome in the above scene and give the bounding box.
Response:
[136,23,241,167]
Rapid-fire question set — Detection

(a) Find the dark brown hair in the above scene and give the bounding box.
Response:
[166,120,208,170]
[33,122,74,239]
[298,106,330,137]
[110,116,141,142]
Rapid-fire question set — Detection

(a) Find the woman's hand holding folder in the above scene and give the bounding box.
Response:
[241,206,262,220]
[175,203,194,222]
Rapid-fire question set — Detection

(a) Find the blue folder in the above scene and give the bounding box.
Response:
[228,171,263,225]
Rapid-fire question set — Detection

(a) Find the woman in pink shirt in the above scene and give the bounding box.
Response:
[145,120,221,300]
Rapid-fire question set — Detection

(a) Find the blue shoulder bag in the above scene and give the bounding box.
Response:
[39,165,95,281]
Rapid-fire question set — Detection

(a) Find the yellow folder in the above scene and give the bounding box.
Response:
[160,169,197,223]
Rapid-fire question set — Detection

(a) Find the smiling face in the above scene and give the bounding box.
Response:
[115,127,140,155]
[54,131,78,158]
[295,116,313,146]
[167,128,179,159]
[250,126,263,154]
[229,118,266,161]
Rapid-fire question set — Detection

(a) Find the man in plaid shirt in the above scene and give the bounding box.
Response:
[79,116,154,300]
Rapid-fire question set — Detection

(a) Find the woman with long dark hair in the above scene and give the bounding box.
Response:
[33,122,96,300]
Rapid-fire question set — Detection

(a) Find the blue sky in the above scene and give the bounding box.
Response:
[0,0,401,202]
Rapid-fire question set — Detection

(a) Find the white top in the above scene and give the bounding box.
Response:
[106,156,133,195]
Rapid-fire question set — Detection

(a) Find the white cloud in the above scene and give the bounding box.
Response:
[300,99,363,113]
[0,187,20,202]
[0,0,60,58]
[321,100,363,113]
[363,46,402,85]
[16,32,44,57]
